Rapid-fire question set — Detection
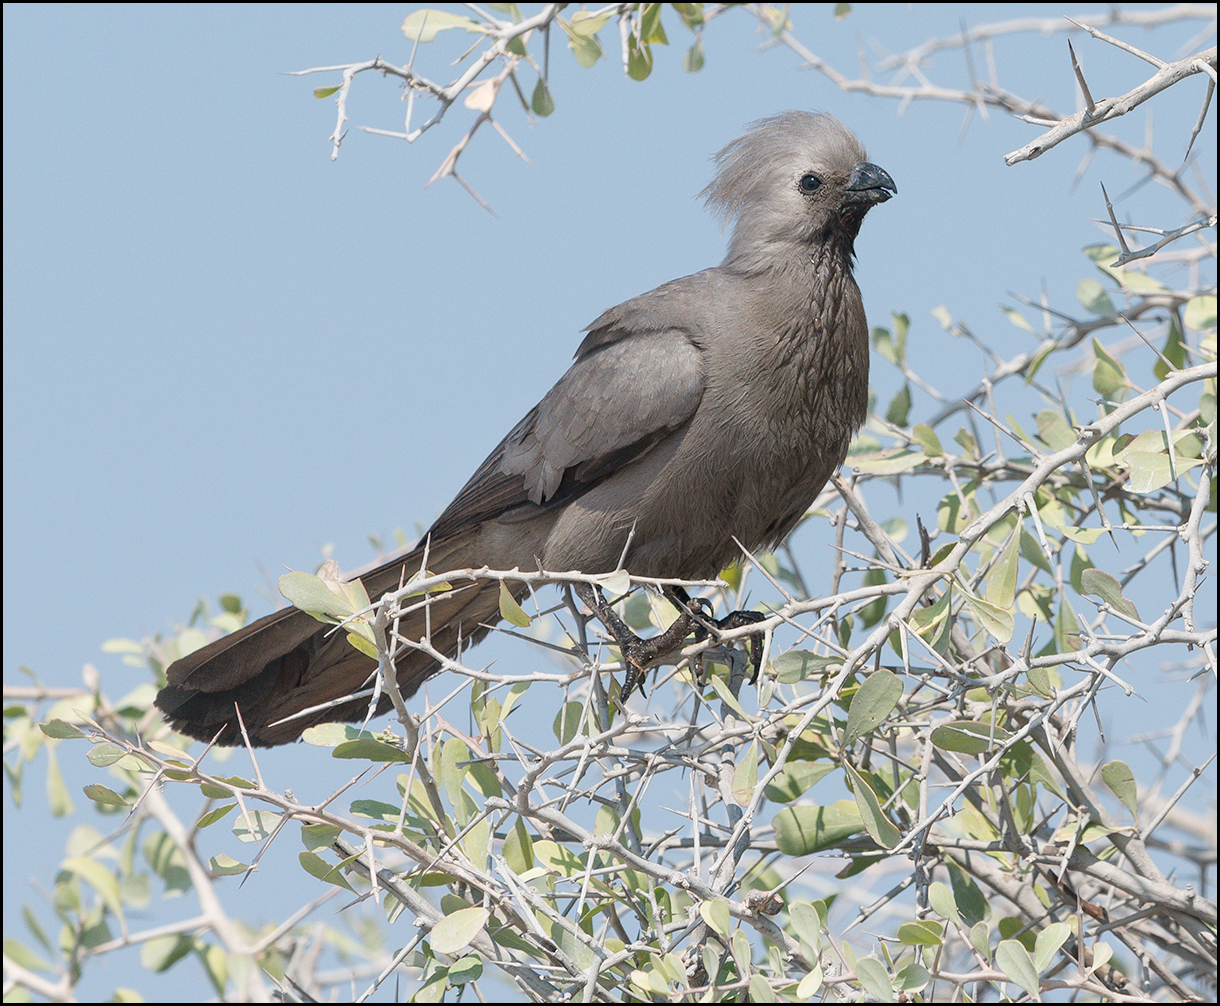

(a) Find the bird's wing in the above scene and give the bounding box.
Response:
[427,295,707,542]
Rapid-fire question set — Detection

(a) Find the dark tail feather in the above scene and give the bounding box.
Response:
[155,541,512,746]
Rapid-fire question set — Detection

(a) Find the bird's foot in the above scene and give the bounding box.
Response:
[575,582,765,703]
[676,588,766,687]
[575,582,697,702]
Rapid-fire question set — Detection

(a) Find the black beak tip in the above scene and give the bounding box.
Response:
[847,162,897,204]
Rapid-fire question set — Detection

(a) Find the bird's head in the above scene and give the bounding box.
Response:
[702,110,896,273]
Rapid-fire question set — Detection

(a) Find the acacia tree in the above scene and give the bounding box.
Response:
[5,5,1216,1002]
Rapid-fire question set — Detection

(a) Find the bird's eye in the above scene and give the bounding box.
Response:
[798,173,821,193]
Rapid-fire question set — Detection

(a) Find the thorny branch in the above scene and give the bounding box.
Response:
[7,6,1215,1002]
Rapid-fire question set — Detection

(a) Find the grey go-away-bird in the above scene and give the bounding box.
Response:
[156,111,896,746]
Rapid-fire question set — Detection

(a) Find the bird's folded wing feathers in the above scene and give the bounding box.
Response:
[428,315,705,540]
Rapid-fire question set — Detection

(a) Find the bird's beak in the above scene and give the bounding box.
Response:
[844,162,897,204]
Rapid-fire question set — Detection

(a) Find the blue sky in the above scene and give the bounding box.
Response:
[4,4,1214,999]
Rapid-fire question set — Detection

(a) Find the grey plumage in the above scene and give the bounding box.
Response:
[156,111,895,746]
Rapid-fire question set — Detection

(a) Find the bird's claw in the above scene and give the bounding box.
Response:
[576,582,765,703]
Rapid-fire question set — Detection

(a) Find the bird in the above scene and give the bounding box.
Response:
[156,111,895,746]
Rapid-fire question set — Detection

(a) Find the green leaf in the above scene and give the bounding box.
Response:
[63,856,124,921]
[448,955,483,984]
[969,920,991,961]
[773,801,863,855]
[885,383,912,427]
[1000,304,1036,334]
[595,568,631,597]
[141,934,194,973]
[552,701,582,744]
[41,720,85,740]
[855,957,893,1001]
[196,804,236,829]
[313,85,340,99]
[859,567,889,628]
[1078,279,1116,317]
[707,673,749,720]
[955,427,979,459]
[627,35,653,80]
[1079,568,1140,621]
[672,3,705,29]
[789,901,822,950]
[640,3,668,44]
[1155,320,1186,380]
[1116,269,1167,294]
[439,736,468,810]
[83,784,129,807]
[232,810,279,843]
[87,741,126,765]
[401,9,483,43]
[1033,921,1072,973]
[1035,410,1075,451]
[732,928,752,971]
[1101,760,1138,818]
[1089,941,1114,974]
[499,581,531,626]
[912,424,943,456]
[927,882,960,925]
[301,823,342,853]
[732,740,759,805]
[1091,338,1127,397]
[843,669,902,746]
[569,10,612,36]
[996,938,1041,997]
[298,851,355,892]
[1019,525,1053,574]
[930,720,1010,754]
[461,815,491,868]
[851,448,923,475]
[567,27,603,67]
[896,962,931,994]
[1184,294,1217,331]
[892,312,909,358]
[986,531,1020,609]
[699,898,731,938]
[741,974,773,1002]
[683,37,705,72]
[1025,339,1056,384]
[835,3,852,18]
[764,760,834,803]
[206,853,246,873]
[1052,593,1083,653]
[961,589,1015,643]
[431,906,489,955]
[907,587,953,655]
[763,3,792,36]
[871,326,897,364]
[797,968,823,998]
[278,570,354,620]
[4,935,51,974]
[530,78,554,116]
[504,816,534,874]
[843,762,901,849]
[898,920,945,946]
[931,304,954,330]
[333,738,411,762]
[1060,525,1104,544]
[533,839,585,878]
[770,649,840,683]
[1069,542,1094,596]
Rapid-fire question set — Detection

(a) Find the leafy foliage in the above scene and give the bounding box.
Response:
[5,5,1215,1002]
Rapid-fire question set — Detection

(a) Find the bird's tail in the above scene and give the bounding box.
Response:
[155,537,512,746]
